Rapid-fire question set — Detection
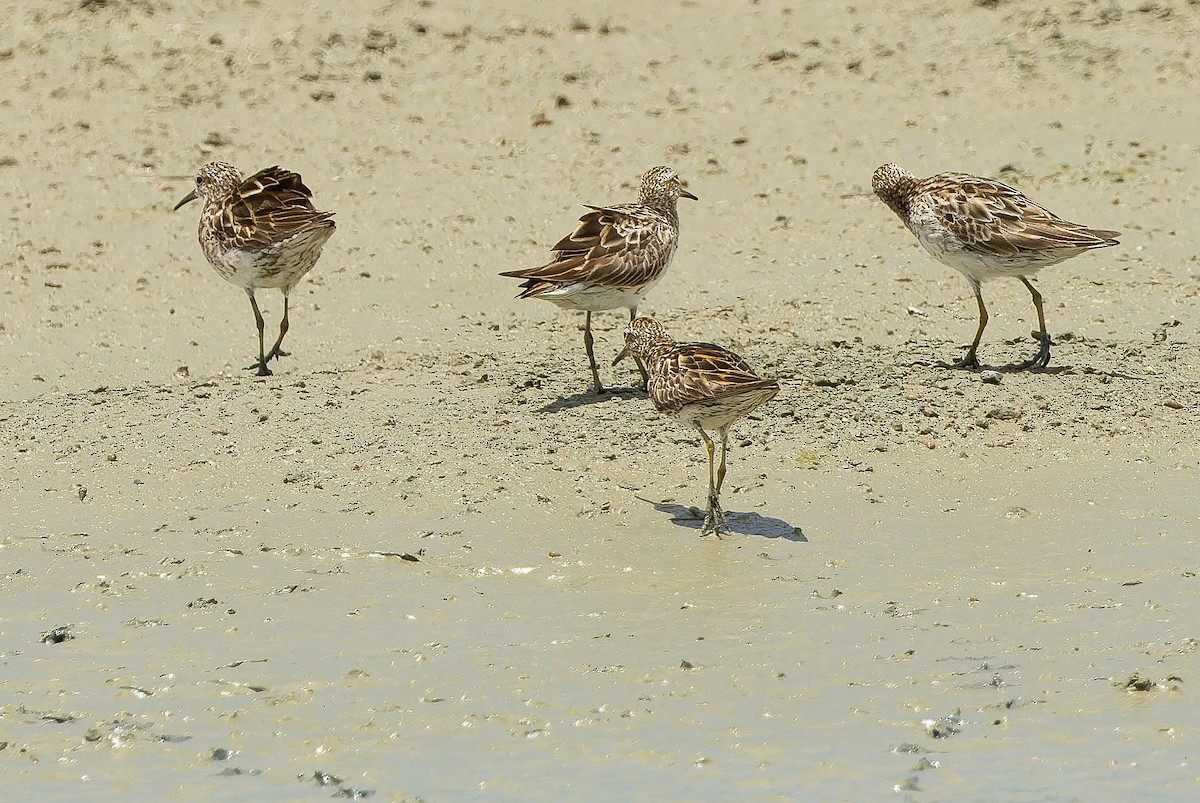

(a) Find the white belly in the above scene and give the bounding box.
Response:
[914,226,1068,283]
[219,227,333,292]
[670,386,780,432]
[541,279,660,313]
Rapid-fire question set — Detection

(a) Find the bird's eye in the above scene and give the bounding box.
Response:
[196,175,204,186]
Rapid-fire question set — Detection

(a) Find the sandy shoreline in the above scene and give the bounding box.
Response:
[3,0,1200,798]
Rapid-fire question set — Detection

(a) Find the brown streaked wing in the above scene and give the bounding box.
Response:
[549,204,647,256]
[928,173,1118,257]
[498,253,617,298]
[220,167,335,250]
[245,166,315,201]
[500,204,667,292]
[673,342,758,376]
[651,342,778,412]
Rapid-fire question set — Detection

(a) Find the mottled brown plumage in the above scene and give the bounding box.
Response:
[501,166,697,394]
[615,318,779,535]
[175,161,335,376]
[872,163,1119,369]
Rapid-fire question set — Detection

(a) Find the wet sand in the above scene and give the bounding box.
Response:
[2,0,1199,799]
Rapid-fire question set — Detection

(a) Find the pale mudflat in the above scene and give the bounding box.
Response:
[1,1,1198,800]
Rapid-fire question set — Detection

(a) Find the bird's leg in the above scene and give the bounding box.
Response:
[1017,277,1052,369]
[716,426,730,495]
[941,280,986,370]
[696,424,725,537]
[583,311,607,394]
[629,307,649,392]
[245,290,272,376]
[264,293,291,363]
[713,426,732,532]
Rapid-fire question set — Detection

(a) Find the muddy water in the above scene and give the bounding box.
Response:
[4,448,1196,800]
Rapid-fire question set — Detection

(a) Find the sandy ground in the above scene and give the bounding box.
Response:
[3,0,1200,798]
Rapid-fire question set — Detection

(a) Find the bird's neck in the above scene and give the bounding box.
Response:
[880,178,916,217]
[642,195,677,217]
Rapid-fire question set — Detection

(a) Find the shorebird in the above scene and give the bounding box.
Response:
[175,162,336,376]
[872,163,1119,369]
[501,166,697,393]
[615,317,779,535]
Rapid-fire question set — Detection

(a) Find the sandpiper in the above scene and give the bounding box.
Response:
[175,162,336,376]
[872,163,1119,369]
[615,317,779,535]
[501,166,697,393]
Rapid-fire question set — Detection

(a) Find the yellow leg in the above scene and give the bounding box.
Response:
[1019,277,1051,369]
[265,293,291,363]
[629,307,649,391]
[696,424,726,536]
[950,280,988,370]
[583,311,606,394]
[246,291,272,376]
[716,426,730,495]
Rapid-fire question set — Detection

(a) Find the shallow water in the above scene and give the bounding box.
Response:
[4,460,1197,800]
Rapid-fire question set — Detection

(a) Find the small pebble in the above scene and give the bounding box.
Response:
[980,370,1002,385]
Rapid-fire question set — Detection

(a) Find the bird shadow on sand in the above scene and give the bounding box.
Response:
[905,335,1153,378]
[908,358,1072,375]
[915,359,1145,381]
[992,363,1071,375]
[538,386,644,414]
[638,497,807,541]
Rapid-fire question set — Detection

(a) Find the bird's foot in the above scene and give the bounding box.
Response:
[588,367,609,395]
[264,347,290,363]
[245,360,273,377]
[701,498,729,537]
[936,352,980,371]
[1015,332,1052,370]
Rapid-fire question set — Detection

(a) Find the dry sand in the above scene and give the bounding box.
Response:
[2,0,1200,798]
